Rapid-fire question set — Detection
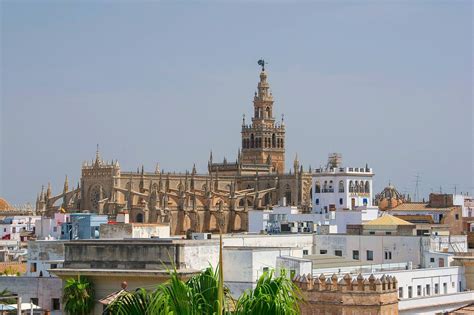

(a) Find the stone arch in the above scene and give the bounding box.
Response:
[272,133,276,148]
[136,212,144,223]
[209,214,218,231]
[234,214,242,231]
[88,184,105,211]
[183,214,192,231]
[349,181,354,193]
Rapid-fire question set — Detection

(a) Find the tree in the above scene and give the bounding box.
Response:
[63,275,95,315]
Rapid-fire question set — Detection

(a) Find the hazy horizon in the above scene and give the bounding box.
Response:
[1,1,472,206]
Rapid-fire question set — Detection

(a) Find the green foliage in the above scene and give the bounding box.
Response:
[0,289,17,305]
[108,265,229,315]
[234,269,302,315]
[63,275,95,315]
[108,267,301,315]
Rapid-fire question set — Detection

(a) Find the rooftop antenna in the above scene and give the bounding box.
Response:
[413,173,421,202]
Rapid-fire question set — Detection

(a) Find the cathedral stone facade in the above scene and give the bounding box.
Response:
[36,65,313,235]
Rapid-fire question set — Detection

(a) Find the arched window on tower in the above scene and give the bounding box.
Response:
[349,181,354,193]
[339,180,344,193]
[315,181,321,193]
[281,139,284,148]
[272,134,276,148]
[265,107,270,119]
[365,181,370,193]
[250,134,255,148]
[323,181,328,192]
[255,108,258,118]
[359,181,365,193]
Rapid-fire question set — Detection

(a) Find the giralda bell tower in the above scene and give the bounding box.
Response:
[241,60,285,173]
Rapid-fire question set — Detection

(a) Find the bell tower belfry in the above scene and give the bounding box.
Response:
[241,60,285,173]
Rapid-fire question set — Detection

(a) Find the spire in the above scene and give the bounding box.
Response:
[94,144,101,166]
[63,175,69,193]
[192,163,197,175]
[242,114,246,127]
[155,163,160,174]
[46,182,52,199]
[40,185,45,201]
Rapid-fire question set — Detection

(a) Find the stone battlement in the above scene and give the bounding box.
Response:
[294,273,399,315]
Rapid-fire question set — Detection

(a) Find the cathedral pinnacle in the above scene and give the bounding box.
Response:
[63,175,69,193]
[95,144,101,166]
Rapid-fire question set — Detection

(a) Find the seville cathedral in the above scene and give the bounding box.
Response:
[35,63,313,235]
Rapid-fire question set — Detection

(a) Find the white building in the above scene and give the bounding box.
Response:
[313,234,467,268]
[312,153,375,212]
[310,154,379,233]
[223,246,304,296]
[26,240,65,278]
[0,216,41,241]
[35,213,70,240]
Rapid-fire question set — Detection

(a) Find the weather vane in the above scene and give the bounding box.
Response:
[257,59,267,71]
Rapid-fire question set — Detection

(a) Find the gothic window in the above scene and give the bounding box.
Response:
[354,181,359,193]
[255,109,258,118]
[315,181,321,193]
[339,180,344,193]
[365,181,370,193]
[272,134,276,148]
[250,134,255,148]
[264,138,267,148]
[89,185,102,210]
[242,138,245,148]
[265,107,270,118]
[359,181,365,193]
[281,139,284,147]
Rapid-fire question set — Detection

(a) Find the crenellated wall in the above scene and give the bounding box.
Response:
[294,273,399,315]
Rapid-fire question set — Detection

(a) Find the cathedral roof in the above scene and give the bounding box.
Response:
[0,198,12,211]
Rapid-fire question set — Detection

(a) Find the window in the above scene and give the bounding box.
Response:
[452,282,455,288]
[12,227,16,233]
[339,198,343,205]
[303,250,309,255]
[398,287,403,298]
[408,286,413,298]
[430,258,435,263]
[369,231,375,235]
[384,251,392,260]
[434,283,439,294]
[50,264,57,269]
[262,267,269,273]
[455,214,459,220]
[335,250,342,257]
[31,298,39,306]
[367,250,374,261]
[417,285,422,296]
[53,227,57,232]
[352,250,359,260]
[315,198,319,205]
[320,250,327,254]
[3,228,5,232]
[52,298,60,311]
[426,284,430,296]
[385,231,392,235]
[443,282,447,294]
[30,262,37,273]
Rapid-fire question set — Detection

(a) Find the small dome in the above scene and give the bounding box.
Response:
[375,184,407,211]
[0,198,12,211]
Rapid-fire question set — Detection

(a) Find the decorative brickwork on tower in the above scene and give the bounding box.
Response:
[294,273,399,315]
[241,66,285,173]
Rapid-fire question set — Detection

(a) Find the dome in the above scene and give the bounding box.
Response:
[0,198,12,211]
[375,185,407,211]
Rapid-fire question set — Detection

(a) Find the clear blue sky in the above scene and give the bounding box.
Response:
[1,1,472,205]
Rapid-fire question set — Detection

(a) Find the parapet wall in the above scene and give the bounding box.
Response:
[294,273,399,315]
